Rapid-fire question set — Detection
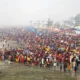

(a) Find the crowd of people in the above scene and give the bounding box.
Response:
[0,27,80,76]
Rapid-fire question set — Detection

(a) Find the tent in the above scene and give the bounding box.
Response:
[73,26,80,35]
[73,26,80,31]
[26,27,36,32]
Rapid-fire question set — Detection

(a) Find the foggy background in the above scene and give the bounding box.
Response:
[0,0,80,27]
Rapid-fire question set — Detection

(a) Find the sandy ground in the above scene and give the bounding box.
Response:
[0,61,77,80]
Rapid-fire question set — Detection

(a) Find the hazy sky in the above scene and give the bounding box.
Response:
[0,0,80,26]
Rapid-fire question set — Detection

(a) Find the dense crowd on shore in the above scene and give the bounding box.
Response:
[0,27,80,76]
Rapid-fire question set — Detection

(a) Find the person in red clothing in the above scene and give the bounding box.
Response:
[21,55,24,63]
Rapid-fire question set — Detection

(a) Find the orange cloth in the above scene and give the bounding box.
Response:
[67,63,71,70]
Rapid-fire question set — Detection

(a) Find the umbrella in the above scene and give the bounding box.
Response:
[58,47,64,51]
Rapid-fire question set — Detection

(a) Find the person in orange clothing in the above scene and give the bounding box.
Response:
[67,61,71,71]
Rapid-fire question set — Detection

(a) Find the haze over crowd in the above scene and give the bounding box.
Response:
[0,0,80,27]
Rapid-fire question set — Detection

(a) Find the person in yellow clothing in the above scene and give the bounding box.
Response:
[27,56,31,63]
[16,55,19,63]
[46,46,50,53]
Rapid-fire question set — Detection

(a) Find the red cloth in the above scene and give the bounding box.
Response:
[21,57,24,63]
